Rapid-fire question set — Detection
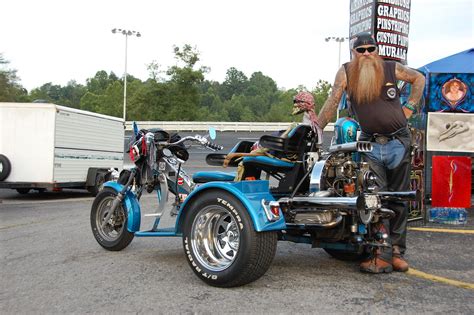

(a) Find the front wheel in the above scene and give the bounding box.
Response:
[90,187,134,251]
[182,190,278,287]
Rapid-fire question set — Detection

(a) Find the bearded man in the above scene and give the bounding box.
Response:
[316,33,425,274]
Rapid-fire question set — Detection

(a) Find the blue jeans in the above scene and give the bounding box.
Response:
[360,128,411,254]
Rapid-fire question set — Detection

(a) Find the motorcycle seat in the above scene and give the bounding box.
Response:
[242,156,295,171]
[192,171,236,183]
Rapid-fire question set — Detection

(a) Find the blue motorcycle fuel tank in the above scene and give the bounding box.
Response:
[334,117,360,144]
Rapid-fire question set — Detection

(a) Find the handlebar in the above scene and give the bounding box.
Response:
[156,134,223,151]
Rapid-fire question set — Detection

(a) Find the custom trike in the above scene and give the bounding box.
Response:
[91,121,418,287]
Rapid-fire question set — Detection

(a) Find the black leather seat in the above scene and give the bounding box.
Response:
[241,125,315,194]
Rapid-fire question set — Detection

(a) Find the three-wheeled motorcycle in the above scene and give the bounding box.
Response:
[91,120,417,287]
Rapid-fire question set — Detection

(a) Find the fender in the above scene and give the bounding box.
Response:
[177,180,286,233]
[103,181,141,232]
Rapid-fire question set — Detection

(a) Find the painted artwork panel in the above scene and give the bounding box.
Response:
[431,156,471,208]
[427,73,474,112]
[426,112,474,153]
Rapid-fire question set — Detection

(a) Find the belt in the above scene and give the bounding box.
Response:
[370,134,398,145]
[364,127,408,145]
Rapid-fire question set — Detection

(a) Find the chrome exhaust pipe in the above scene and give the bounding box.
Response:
[377,190,419,202]
[279,196,361,210]
[328,141,372,153]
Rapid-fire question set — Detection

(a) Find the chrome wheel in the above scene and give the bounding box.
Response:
[191,205,240,272]
[95,195,126,242]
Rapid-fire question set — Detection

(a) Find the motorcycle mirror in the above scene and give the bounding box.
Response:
[208,127,216,140]
[133,121,139,136]
[162,148,173,157]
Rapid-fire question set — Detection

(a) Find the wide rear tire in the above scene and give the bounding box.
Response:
[182,190,278,287]
[90,187,134,251]
[324,248,369,262]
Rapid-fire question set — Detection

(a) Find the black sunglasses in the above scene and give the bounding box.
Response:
[293,99,306,104]
[355,46,377,53]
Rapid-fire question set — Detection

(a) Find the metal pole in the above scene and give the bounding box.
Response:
[336,39,342,121]
[112,28,140,124]
[325,36,348,121]
[123,33,128,122]
[338,40,342,69]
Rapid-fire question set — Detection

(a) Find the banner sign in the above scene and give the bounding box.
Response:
[349,0,376,46]
[349,0,411,64]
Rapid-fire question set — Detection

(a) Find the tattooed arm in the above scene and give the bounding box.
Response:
[395,63,425,118]
[316,66,347,129]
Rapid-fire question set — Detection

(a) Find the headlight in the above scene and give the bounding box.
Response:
[363,194,381,210]
[357,194,381,225]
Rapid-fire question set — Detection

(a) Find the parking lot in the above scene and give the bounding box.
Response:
[1,131,473,313]
[1,192,473,313]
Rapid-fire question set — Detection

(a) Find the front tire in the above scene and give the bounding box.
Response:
[182,190,278,287]
[90,187,134,251]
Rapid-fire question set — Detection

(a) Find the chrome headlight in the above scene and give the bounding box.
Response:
[357,194,381,224]
[363,194,381,210]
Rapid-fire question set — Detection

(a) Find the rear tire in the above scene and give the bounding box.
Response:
[0,154,11,181]
[90,187,134,251]
[324,248,369,262]
[182,190,278,287]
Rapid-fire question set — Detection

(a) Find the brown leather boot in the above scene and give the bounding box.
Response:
[360,249,393,274]
[392,246,409,272]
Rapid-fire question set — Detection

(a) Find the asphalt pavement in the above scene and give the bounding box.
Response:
[1,131,473,313]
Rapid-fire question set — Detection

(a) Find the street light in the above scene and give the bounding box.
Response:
[325,36,349,120]
[112,28,141,123]
[324,36,349,70]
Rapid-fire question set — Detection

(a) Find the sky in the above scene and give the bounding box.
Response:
[1,0,473,92]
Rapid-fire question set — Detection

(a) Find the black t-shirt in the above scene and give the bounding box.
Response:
[344,61,407,134]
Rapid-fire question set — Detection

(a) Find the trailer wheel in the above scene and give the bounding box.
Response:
[16,188,31,195]
[182,190,278,287]
[0,154,11,181]
[88,173,106,197]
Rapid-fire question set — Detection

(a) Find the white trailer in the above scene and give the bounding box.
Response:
[0,102,124,195]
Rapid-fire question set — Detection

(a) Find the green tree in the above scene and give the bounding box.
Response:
[128,79,170,121]
[60,80,86,109]
[0,54,29,102]
[165,44,207,120]
[29,82,62,103]
[243,72,278,120]
[311,79,332,115]
[86,70,119,95]
[220,67,248,100]
[264,89,297,122]
[146,60,166,82]
[29,80,86,108]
